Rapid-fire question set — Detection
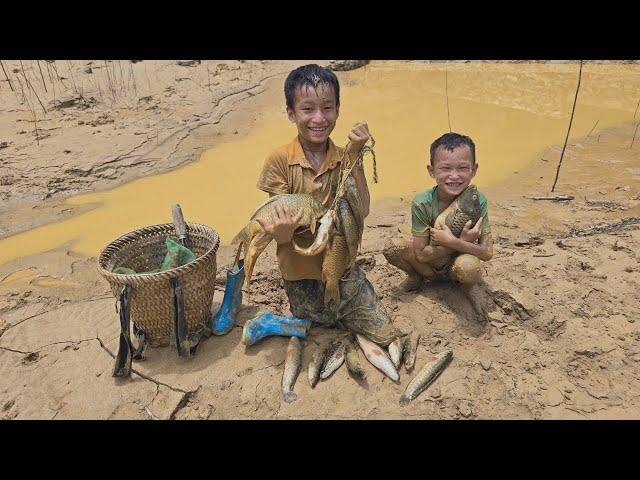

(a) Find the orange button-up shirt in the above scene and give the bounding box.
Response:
[256,137,346,281]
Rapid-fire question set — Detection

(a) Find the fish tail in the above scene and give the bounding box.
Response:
[232,227,247,246]
[323,284,341,306]
[283,391,298,403]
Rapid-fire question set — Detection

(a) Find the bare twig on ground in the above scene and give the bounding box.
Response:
[20,60,47,114]
[551,60,583,192]
[525,195,574,201]
[631,122,639,150]
[445,70,452,132]
[0,60,14,92]
[36,60,48,93]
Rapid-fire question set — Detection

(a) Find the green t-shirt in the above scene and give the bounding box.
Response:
[411,185,491,237]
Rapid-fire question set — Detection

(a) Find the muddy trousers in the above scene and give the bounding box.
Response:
[283,265,398,346]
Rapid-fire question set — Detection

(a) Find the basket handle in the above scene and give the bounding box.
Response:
[172,204,188,247]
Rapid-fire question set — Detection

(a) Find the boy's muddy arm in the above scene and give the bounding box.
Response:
[412,236,455,264]
[256,195,304,245]
[351,163,370,218]
[346,121,372,218]
[430,224,493,260]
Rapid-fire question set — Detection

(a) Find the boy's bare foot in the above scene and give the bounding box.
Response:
[399,273,423,292]
[461,283,488,322]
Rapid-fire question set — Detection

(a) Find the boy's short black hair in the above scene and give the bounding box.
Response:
[429,132,476,165]
[284,64,340,110]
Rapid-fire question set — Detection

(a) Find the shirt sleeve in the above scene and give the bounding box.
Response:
[256,151,289,195]
[411,199,431,237]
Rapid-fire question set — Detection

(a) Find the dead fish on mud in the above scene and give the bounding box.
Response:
[345,336,366,380]
[282,336,302,403]
[355,334,399,382]
[399,349,453,406]
[402,332,420,372]
[320,340,346,380]
[233,194,328,288]
[388,337,403,369]
[429,184,483,270]
[308,343,328,388]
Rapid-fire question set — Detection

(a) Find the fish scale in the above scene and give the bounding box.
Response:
[430,185,482,270]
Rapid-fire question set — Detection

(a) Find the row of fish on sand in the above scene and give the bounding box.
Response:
[281,331,453,406]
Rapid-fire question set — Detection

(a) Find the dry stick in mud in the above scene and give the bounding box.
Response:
[445,69,452,132]
[19,60,47,114]
[551,60,583,193]
[0,60,15,92]
[631,122,640,150]
[36,60,48,93]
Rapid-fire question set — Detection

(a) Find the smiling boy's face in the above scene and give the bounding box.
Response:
[428,144,478,198]
[286,82,339,146]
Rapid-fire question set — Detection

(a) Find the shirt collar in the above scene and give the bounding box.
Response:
[289,136,343,173]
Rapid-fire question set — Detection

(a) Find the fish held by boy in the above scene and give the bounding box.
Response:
[233,193,328,288]
[428,184,483,270]
[282,336,303,403]
[399,349,453,406]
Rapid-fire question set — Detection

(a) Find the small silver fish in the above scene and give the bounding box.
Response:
[308,344,327,388]
[345,336,366,381]
[400,349,453,406]
[356,334,399,382]
[388,337,403,369]
[402,332,421,372]
[320,340,346,380]
[282,337,302,403]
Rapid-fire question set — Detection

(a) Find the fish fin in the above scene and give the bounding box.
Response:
[324,285,340,306]
[399,395,410,406]
[283,391,298,403]
[231,227,247,246]
[244,233,272,288]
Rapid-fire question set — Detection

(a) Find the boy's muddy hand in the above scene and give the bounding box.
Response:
[346,121,371,160]
[430,224,458,248]
[256,202,305,245]
[460,217,483,243]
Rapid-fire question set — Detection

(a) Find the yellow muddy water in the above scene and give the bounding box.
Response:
[2,61,640,266]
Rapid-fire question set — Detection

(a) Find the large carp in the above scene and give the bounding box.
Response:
[429,184,483,270]
[233,194,328,287]
[322,196,361,305]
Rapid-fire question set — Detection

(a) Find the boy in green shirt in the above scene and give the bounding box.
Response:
[383,132,494,318]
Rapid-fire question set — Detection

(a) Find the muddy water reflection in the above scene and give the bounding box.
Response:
[2,61,640,265]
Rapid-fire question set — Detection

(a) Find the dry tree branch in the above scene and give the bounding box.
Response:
[631,122,639,150]
[19,60,47,114]
[0,60,14,92]
[551,60,583,193]
[445,69,452,132]
[36,60,48,93]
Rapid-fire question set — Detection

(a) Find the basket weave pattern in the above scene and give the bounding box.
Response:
[97,223,220,347]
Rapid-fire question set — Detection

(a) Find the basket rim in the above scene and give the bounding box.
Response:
[96,222,219,284]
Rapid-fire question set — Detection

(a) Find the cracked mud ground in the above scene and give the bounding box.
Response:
[1,61,640,419]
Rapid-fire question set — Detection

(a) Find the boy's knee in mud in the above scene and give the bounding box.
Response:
[450,254,483,285]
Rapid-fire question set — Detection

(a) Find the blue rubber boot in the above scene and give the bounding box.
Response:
[211,259,245,336]
[241,312,311,346]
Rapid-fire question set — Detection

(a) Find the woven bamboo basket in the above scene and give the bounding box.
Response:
[97,222,220,347]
